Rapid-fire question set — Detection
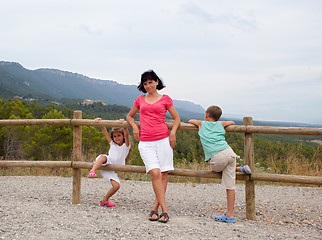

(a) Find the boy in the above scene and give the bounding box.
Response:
[189,105,251,223]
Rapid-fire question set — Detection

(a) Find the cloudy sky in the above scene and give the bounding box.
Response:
[1,0,322,124]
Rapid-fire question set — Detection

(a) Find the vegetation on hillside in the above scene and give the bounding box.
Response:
[0,98,321,178]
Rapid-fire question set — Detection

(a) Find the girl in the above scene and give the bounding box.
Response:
[126,70,180,223]
[87,118,131,207]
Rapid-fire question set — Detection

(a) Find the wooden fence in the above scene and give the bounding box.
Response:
[0,111,321,220]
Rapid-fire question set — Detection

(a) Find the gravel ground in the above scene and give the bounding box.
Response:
[0,176,321,240]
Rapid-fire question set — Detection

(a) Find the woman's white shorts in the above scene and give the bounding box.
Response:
[138,137,174,173]
[95,154,120,184]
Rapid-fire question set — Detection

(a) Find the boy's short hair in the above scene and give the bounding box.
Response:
[206,105,222,121]
[137,69,165,93]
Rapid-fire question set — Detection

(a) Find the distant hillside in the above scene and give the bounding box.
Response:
[0,61,205,120]
[0,61,138,106]
[1,61,321,128]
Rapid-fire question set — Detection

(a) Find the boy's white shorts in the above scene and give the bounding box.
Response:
[138,137,174,173]
[95,154,120,184]
[209,148,237,190]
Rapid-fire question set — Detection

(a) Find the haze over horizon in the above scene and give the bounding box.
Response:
[1,1,321,124]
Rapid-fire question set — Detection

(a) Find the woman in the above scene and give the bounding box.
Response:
[126,70,180,223]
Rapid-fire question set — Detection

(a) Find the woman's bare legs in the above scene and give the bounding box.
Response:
[149,169,169,220]
[149,171,168,220]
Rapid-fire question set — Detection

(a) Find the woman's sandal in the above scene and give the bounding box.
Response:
[148,210,159,221]
[158,212,169,223]
[87,170,98,178]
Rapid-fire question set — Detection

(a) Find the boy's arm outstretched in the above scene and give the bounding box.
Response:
[188,119,202,130]
[222,121,235,128]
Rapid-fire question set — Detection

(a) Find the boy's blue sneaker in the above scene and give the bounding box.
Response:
[240,165,251,174]
[215,213,236,223]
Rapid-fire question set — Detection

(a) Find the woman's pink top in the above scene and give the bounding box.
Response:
[134,94,173,141]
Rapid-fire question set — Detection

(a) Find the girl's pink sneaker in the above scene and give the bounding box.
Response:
[100,200,115,207]
[87,170,97,178]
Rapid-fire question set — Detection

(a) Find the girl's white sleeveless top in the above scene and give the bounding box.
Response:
[107,141,130,164]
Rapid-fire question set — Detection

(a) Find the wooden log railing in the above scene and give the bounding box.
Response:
[1,118,321,135]
[2,160,321,184]
[0,111,321,221]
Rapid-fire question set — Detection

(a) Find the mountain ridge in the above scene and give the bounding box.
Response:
[0,61,205,120]
[1,61,321,128]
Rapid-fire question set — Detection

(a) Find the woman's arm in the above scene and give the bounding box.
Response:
[167,105,180,148]
[95,118,112,143]
[126,105,140,141]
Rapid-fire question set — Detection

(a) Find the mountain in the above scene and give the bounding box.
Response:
[1,61,321,128]
[0,61,138,106]
[0,61,205,120]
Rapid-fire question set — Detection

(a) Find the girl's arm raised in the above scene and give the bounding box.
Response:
[167,105,180,148]
[126,105,140,141]
[95,118,112,143]
[123,127,130,147]
[119,119,130,147]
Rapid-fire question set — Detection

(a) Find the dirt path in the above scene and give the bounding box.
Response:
[0,176,321,239]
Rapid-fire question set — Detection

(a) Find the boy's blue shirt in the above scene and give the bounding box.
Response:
[198,121,231,161]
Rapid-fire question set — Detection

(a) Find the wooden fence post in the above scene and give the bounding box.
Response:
[244,117,256,220]
[72,111,82,204]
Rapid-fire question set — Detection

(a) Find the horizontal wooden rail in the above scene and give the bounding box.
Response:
[73,162,250,181]
[245,125,322,136]
[251,173,322,185]
[0,119,321,135]
[1,161,321,185]
[0,161,247,180]
[178,122,249,133]
[0,160,72,168]
[73,161,146,173]
[0,119,72,126]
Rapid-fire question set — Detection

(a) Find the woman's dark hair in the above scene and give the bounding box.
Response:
[137,69,165,93]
